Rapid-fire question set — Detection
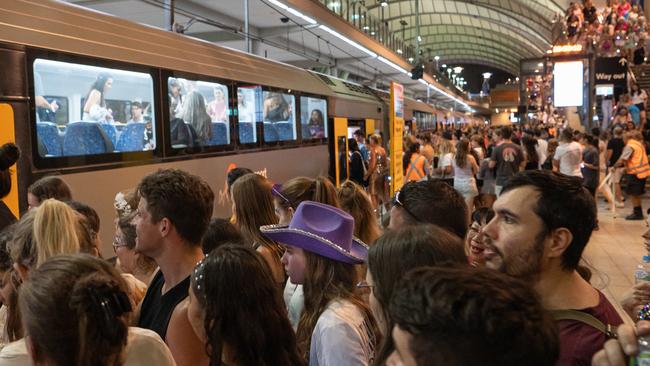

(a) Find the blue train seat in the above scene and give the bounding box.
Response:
[116,123,146,151]
[263,123,278,142]
[207,122,228,146]
[275,122,294,141]
[99,123,118,147]
[36,122,63,156]
[62,122,114,156]
[239,122,255,144]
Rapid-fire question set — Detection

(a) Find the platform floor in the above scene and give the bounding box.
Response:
[584,196,649,323]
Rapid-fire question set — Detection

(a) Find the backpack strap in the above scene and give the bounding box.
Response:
[550,309,617,338]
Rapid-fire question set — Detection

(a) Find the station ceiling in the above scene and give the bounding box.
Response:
[66,0,565,111]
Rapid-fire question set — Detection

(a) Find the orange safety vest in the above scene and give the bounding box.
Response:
[406,153,427,182]
[626,139,650,179]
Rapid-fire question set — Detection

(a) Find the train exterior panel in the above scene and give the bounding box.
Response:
[0,0,445,255]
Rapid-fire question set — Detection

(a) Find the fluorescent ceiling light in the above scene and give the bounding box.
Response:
[377,56,408,74]
[267,0,317,24]
[319,25,377,57]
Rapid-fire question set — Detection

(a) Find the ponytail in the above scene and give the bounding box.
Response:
[280,176,340,208]
[19,254,130,366]
[69,273,131,366]
[313,176,340,208]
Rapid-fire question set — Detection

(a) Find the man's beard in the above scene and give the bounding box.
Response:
[482,231,546,280]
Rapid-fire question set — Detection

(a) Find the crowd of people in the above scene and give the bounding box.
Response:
[398,118,650,223]
[0,112,647,365]
[562,0,648,62]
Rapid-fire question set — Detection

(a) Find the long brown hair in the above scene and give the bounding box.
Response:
[19,254,130,366]
[296,251,380,360]
[277,176,340,210]
[337,180,381,245]
[231,174,283,258]
[454,139,470,168]
[368,225,467,365]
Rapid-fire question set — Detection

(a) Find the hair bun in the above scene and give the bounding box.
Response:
[0,143,19,171]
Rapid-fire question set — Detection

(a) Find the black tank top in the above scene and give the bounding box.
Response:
[137,270,190,340]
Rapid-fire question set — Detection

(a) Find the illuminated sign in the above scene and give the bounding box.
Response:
[552,44,583,53]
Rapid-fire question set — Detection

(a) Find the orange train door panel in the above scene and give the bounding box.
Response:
[333,117,348,187]
[0,104,18,218]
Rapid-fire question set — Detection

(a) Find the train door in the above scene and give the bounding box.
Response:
[0,104,19,217]
[328,117,348,187]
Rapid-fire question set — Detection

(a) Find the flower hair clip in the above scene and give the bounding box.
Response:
[114,192,132,216]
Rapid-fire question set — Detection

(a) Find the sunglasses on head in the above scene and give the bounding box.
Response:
[272,184,293,208]
[392,189,421,223]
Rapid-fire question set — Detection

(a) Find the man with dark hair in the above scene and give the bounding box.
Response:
[489,125,525,196]
[127,101,144,124]
[353,129,369,162]
[388,266,559,366]
[388,180,468,238]
[482,170,623,365]
[134,168,213,365]
[553,128,583,178]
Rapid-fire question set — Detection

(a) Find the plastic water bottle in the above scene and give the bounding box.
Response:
[635,256,650,283]
[630,337,650,366]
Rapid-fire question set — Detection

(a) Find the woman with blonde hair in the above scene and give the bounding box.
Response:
[32,199,82,269]
[337,180,381,245]
[231,173,285,286]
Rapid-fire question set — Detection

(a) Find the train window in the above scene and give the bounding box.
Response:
[33,59,156,157]
[237,86,259,144]
[299,96,328,140]
[262,91,296,142]
[167,77,230,149]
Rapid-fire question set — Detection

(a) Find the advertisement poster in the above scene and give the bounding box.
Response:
[390,82,404,195]
[553,61,583,107]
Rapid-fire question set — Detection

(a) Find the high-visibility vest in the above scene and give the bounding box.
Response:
[406,154,427,182]
[625,139,650,179]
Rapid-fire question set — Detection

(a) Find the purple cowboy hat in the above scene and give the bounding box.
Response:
[260,201,368,264]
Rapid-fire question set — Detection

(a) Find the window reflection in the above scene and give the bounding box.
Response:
[167,77,230,149]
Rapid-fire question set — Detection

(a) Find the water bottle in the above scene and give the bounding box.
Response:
[635,256,650,283]
[630,337,650,366]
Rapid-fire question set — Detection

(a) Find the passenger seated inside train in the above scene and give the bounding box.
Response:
[33,59,158,156]
[168,77,230,148]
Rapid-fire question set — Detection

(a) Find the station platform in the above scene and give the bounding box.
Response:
[586,196,650,323]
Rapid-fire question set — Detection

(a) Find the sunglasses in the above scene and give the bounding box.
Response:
[272,184,293,208]
[392,189,420,223]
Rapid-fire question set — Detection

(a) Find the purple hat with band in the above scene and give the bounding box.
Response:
[260,201,368,264]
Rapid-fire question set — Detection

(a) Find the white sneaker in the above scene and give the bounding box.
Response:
[615,201,625,208]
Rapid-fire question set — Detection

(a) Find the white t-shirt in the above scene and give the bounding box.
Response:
[632,90,648,105]
[554,141,583,177]
[0,327,176,366]
[283,282,304,331]
[309,299,377,366]
[536,139,549,168]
